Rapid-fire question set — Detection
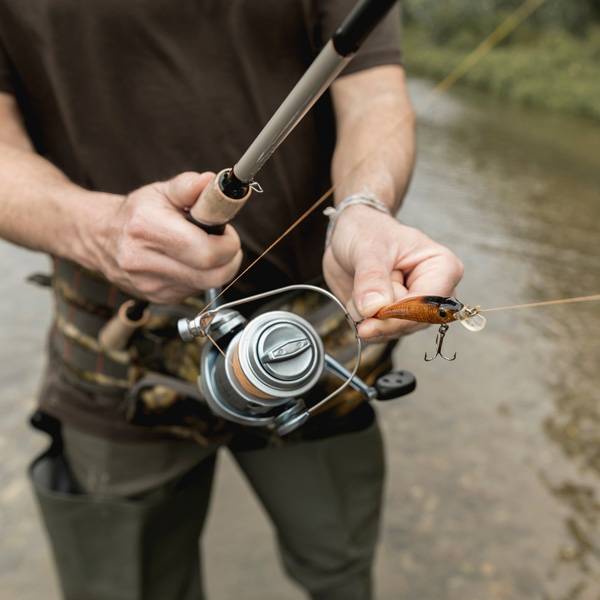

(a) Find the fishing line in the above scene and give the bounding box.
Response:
[202,0,547,313]
[480,294,600,314]
[206,187,334,308]
[215,0,546,297]
[206,332,226,357]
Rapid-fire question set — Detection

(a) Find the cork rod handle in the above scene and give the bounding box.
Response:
[188,169,252,233]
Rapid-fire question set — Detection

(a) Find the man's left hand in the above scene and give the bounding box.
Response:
[323,205,464,342]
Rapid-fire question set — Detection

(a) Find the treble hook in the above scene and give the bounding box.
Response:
[424,324,457,362]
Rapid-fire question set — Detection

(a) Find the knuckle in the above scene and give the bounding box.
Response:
[203,259,239,288]
[227,229,242,252]
[115,243,140,273]
[151,290,182,304]
[357,266,386,282]
[201,246,217,268]
[200,274,218,289]
[137,278,162,296]
[442,249,464,279]
[124,211,149,241]
[203,270,226,289]
[454,257,465,280]
[231,249,243,272]
[149,181,163,194]
[437,246,464,279]
[165,234,186,259]
[203,236,241,269]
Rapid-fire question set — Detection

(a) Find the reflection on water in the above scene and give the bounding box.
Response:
[379,78,600,599]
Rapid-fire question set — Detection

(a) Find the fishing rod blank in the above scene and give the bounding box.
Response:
[216,0,399,198]
[188,0,399,228]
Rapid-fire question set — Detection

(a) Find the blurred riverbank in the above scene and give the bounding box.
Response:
[402,0,600,121]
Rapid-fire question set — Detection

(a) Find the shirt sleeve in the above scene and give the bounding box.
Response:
[318,0,403,76]
[0,42,14,94]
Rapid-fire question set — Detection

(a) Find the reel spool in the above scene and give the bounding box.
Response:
[178,285,416,436]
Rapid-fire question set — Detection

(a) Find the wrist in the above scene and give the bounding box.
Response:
[59,188,123,273]
[324,194,391,246]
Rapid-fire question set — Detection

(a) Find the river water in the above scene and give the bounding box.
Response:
[376,78,600,600]
[0,78,599,599]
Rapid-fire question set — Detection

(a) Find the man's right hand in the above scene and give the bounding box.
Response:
[91,171,243,304]
[0,94,241,299]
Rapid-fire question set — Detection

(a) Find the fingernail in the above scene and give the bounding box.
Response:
[360,292,385,315]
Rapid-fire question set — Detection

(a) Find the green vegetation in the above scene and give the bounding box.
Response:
[402,0,600,120]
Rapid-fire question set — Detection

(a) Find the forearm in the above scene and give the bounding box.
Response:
[0,95,241,303]
[0,141,119,270]
[330,65,415,211]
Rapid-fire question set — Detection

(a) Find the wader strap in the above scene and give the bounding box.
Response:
[50,326,132,385]
[53,257,132,311]
[127,373,204,404]
[55,292,111,338]
[51,258,143,389]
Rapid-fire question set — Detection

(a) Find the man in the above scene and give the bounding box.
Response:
[0,1,463,599]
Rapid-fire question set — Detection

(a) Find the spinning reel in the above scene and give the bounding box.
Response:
[178,285,416,436]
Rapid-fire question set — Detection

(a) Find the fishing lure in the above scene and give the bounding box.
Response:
[375,296,486,361]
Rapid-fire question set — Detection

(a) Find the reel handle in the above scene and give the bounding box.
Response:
[324,355,416,403]
[374,370,416,401]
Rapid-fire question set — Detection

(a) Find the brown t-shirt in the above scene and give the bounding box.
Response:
[0,0,401,290]
[0,0,402,438]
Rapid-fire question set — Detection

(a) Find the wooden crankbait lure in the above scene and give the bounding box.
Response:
[375,296,486,361]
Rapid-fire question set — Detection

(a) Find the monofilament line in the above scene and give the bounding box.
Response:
[201,0,547,315]
[206,332,226,357]
[480,294,600,313]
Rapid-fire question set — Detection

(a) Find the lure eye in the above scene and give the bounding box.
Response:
[438,309,447,318]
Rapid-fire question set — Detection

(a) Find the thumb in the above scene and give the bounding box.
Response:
[352,254,395,319]
[160,171,215,210]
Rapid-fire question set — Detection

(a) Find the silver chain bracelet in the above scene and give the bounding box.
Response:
[323,194,391,246]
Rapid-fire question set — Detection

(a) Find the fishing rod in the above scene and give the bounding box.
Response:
[96,0,420,437]
[99,0,399,351]
[94,0,583,435]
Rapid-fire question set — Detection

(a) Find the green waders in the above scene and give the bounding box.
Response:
[30,408,384,600]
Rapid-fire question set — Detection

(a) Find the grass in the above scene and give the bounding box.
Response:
[402,25,600,121]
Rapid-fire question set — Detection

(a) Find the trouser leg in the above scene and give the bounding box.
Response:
[232,408,385,600]
[29,423,217,600]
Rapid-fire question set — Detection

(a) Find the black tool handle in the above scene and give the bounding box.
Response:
[125,299,149,321]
